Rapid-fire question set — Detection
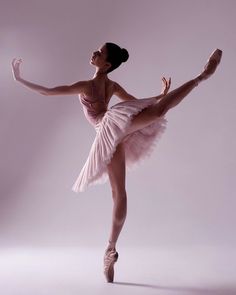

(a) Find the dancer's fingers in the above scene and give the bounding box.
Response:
[167,77,171,86]
[12,58,17,67]
[162,77,167,86]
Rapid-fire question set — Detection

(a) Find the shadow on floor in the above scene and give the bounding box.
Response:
[114,281,236,295]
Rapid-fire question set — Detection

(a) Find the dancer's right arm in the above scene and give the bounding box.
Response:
[114,77,171,102]
[11,58,87,95]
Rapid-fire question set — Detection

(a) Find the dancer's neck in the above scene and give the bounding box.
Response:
[93,69,109,81]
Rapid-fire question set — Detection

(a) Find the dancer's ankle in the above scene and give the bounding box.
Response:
[107,240,116,251]
[193,75,203,86]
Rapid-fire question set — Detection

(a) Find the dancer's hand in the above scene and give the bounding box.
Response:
[161,77,171,96]
[11,58,22,81]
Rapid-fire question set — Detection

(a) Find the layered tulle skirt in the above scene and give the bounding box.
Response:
[72,97,167,192]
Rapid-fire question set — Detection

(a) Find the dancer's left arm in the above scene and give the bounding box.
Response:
[114,77,171,101]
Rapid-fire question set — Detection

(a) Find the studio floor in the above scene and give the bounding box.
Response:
[0,245,235,295]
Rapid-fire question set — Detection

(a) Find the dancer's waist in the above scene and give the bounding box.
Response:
[83,108,106,127]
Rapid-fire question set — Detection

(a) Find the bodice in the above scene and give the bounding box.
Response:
[79,80,110,126]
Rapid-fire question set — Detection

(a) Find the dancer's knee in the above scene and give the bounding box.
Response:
[153,102,169,117]
[112,187,127,201]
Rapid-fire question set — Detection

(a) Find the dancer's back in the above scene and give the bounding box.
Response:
[79,79,114,125]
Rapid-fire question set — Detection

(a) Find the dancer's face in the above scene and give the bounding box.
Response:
[90,44,111,72]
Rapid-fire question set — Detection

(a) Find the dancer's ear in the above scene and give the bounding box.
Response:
[105,62,112,71]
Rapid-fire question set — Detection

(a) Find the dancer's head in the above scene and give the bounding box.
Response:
[90,42,129,74]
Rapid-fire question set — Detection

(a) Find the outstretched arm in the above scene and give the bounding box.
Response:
[114,77,171,101]
[11,58,86,95]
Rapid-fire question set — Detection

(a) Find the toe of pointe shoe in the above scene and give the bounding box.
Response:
[201,48,223,78]
[103,250,119,283]
[196,49,223,84]
[208,48,223,64]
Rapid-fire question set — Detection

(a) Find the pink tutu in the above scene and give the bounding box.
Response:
[72,96,167,193]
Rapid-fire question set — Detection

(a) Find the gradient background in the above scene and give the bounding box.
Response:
[1,0,236,294]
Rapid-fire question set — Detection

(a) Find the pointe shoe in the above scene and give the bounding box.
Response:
[195,49,223,84]
[103,248,119,283]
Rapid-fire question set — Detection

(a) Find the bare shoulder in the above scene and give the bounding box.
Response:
[69,80,94,96]
[112,81,128,94]
[71,80,90,93]
[111,80,127,96]
[108,79,116,93]
[112,80,121,92]
[112,80,137,101]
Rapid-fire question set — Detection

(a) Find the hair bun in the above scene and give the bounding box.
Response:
[121,48,129,62]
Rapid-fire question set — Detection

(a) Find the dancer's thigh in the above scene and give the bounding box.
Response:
[126,102,166,135]
[107,143,126,194]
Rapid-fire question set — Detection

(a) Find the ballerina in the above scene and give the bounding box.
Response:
[11,43,222,283]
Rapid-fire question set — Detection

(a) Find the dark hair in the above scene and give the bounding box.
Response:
[105,42,129,73]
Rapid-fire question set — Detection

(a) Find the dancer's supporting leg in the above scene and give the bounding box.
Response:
[103,143,126,283]
[106,142,127,251]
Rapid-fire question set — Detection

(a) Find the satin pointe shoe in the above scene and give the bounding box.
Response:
[195,49,223,85]
[103,248,119,283]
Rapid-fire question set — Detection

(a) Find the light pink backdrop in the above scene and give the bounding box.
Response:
[1,0,235,248]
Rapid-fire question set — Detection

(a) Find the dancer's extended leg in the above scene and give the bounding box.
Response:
[127,49,222,134]
[127,78,198,134]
